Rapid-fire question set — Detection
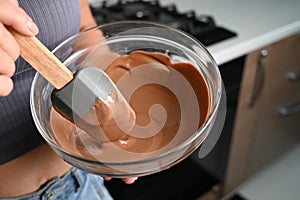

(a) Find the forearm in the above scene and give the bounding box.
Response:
[79,0,97,31]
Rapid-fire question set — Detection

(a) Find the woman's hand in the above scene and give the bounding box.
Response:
[103,177,138,184]
[0,0,38,96]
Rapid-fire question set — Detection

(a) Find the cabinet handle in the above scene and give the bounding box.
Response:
[249,50,267,107]
[278,102,300,117]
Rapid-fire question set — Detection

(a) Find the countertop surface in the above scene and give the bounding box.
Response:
[159,0,300,65]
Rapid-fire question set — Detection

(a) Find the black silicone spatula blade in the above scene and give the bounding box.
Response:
[51,67,115,122]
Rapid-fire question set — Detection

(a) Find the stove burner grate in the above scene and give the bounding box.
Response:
[90,0,237,46]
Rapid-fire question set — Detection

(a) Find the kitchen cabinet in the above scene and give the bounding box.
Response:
[223,34,300,195]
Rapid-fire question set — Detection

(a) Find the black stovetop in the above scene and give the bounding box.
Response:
[90,0,237,46]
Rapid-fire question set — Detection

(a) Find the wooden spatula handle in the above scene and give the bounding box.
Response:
[9,28,74,89]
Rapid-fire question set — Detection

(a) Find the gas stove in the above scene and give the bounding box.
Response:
[90,0,237,46]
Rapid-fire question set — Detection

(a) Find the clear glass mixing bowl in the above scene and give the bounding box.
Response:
[30,21,222,178]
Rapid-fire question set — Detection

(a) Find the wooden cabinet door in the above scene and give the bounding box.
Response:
[223,34,300,195]
[246,35,300,175]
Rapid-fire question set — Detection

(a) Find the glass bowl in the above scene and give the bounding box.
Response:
[30,21,222,178]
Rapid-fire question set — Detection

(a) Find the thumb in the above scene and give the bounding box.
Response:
[7,0,18,6]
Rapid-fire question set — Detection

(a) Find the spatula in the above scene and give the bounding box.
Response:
[9,28,134,133]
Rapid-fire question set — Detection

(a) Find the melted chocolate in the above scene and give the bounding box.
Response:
[50,50,210,162]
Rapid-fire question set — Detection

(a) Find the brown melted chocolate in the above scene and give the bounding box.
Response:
[50,50,210,162]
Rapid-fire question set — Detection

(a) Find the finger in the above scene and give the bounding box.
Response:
[122,177,138,184]
[0,75,13,96]
[103,177,112,181]
[0,24,20,61]
[7,0,18,6]
[0,47,16,77]
[0,0,38,35]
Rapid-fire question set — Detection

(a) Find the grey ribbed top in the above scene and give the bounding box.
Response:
[0,0,81,164]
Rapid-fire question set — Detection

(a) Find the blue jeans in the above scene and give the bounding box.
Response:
[1,168,113,200]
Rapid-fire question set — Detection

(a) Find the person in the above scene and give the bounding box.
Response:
[0,0,137,199]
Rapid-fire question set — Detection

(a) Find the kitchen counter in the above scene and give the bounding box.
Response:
[160,0,300,65]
